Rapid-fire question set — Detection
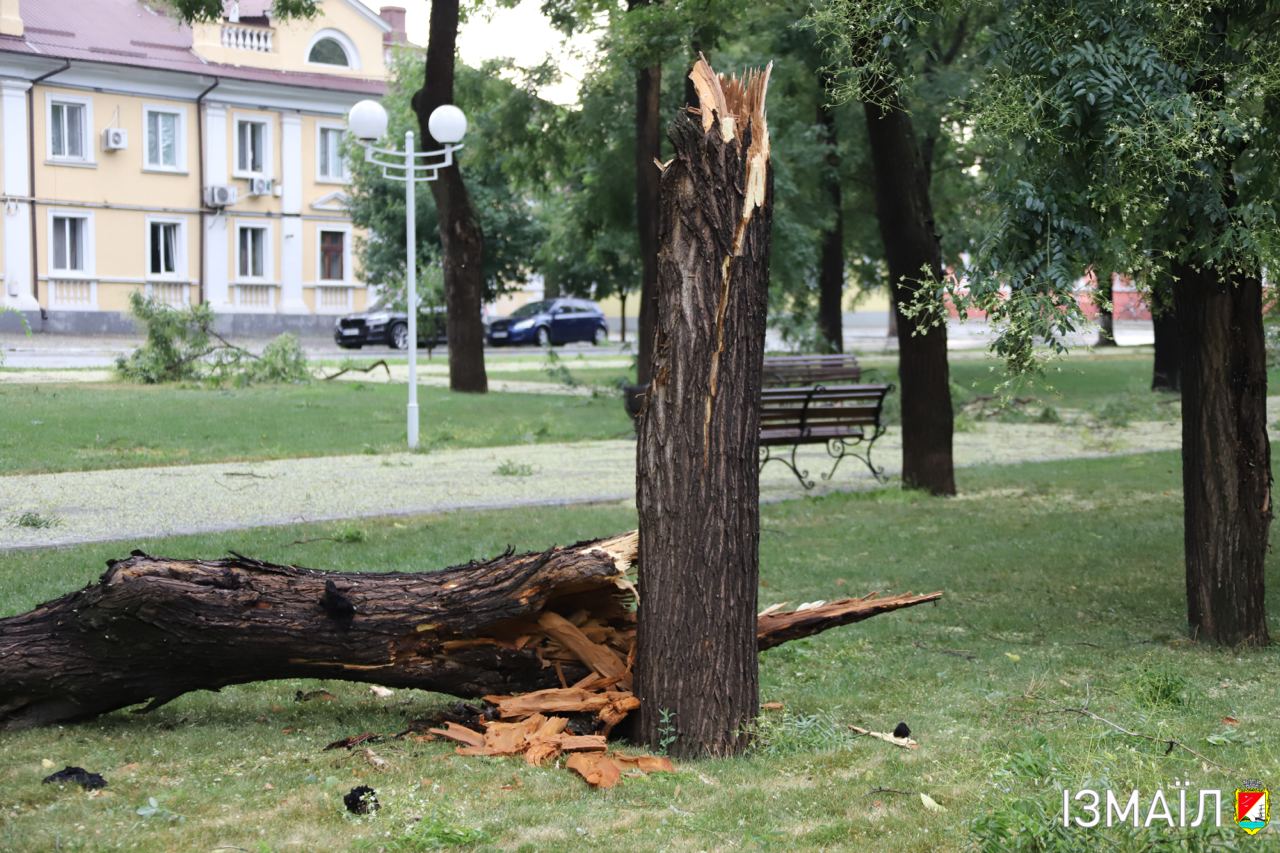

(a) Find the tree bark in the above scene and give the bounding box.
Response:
[1151,277,1181,393]
[635,59,774,758]
[862,95,955,495]
[1095,273,1117,347]
[0,533,940,730]
[630,0,662,387]
[415,0,487,393]
[1174,267,1270,645]
[816,80,845,354]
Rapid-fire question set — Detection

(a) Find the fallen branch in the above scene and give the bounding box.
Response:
[321,359,392,382]
[849,725,919,750]
[0,531,940,730]
[1027,692,1228,770]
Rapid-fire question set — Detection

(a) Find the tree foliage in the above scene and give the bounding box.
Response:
[966,1,1280,369]
[346,49,548,305]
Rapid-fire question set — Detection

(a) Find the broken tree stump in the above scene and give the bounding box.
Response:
[0,531,940,731]
[635,56,774,757]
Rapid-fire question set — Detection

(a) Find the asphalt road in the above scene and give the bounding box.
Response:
[0,313,1155,369]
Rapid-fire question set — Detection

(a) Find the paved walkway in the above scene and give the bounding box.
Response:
[0,416,1190,551]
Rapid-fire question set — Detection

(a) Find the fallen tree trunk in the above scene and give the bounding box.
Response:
[0,532,940,730]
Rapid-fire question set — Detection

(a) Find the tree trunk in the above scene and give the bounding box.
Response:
[1151,278,1181,393]
[862,96,955,495]
[415,0,487,393]
[630,1,662,386]
[816,79,844,354]
[0,533,939,730]
[635,59,774,758]
[1174,267,1270,646]
[1095,273,1117,347]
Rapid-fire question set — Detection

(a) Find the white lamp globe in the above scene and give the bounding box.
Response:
[428,105,467,144]
[347,99,388,142]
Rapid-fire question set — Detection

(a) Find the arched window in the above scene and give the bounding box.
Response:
[305,30,361,70]
[308,37,349,66]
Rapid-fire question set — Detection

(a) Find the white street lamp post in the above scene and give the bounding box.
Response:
[346,100,468,450]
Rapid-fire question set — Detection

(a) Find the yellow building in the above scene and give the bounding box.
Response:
[0,0,401,334]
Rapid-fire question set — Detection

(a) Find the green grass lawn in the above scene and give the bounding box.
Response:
[0,382,632,475]
[2,452,1276,851]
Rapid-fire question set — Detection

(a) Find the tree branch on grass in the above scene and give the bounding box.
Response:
[1026,692,1228,771]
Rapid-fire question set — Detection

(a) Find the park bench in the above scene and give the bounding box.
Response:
[624,353,865,419]
[761,353,862,387]
[758,383,893,489]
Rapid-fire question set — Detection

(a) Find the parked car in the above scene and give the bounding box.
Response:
[334,304,447,350]
[487,298,608,347]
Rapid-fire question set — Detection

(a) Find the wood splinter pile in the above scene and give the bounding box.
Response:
[427,607,669,788]
[425,585,943,787]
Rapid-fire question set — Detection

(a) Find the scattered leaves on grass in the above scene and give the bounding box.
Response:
[920,792,947,813]
[41,766,107,790]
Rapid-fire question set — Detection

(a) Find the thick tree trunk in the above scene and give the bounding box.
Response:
[415,0,487,393]
[0,533,939,730]
[1174,268,1270,646]
[635,60,774,758]
[1151,279,1181,393]
[630,1,662,386]
[816,81,845,354]
[862,96,955,495]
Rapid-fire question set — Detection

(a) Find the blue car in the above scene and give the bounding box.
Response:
[486,298,608,347]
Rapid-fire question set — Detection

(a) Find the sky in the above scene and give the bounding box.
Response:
[355,0,600,105]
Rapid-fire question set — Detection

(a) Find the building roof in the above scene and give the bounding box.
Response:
[0,0,385,95]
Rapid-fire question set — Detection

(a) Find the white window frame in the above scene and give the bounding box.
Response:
[142,104,187,173]
[47,209,95,276]
[45,93,94,165]
[145,217,187,281]
[234,220,274,283]
[315,223,353,284]
[305,29,361,70]
[315,121,350,184]
[232,114,272,179]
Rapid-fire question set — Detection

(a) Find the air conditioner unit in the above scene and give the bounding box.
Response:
[101,128,128,151]
[204,185,238,207]
[248,177,274,196]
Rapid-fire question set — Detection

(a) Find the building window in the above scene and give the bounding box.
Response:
[149,221,183,278]
[50,100,88,160]
[145,108,183,170]
[320,230,346,281]
[51,215,89,272]
[318,126,348,181]
[308,37,349,66]
[235,118,268,176]
[238,225,268,279]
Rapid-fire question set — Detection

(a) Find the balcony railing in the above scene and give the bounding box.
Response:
[47,277,96,310]
[221,24,273,53]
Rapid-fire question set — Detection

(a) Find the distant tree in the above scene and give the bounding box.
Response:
[346,50,546,308]
[810,0,986,496]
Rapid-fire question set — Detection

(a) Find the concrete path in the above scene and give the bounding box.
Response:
[0,416,1189,551]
